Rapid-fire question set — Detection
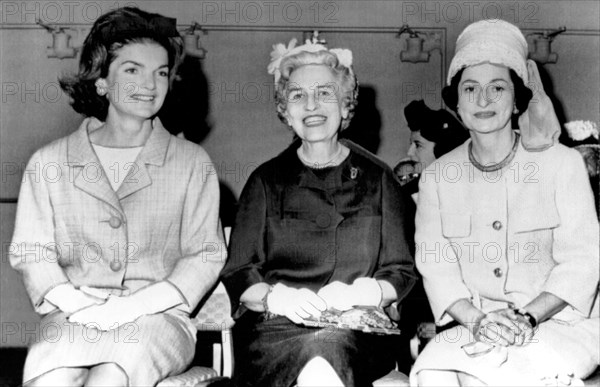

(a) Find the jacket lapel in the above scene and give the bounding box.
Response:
[68,118,124,215]
[116,118,170,200]
[67,117,171,211]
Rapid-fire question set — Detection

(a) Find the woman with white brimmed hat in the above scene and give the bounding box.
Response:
[411,19,599,386]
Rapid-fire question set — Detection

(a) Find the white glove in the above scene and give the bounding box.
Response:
[317,278,382,311]
[68,282,183,331]
[68,295,144,331]
[44,283,107,314]
[266,283,327,324]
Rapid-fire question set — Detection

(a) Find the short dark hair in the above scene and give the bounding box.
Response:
[404,100,470,158]
[59,7,183,120]
[442,68,533,119]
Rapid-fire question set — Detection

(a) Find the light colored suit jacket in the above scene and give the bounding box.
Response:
[415,139,599,324]
[10,118,226,314]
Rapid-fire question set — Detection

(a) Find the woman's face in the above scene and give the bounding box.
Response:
[97,42,169,122]
[283,64,349,145]
[457,63,515,135]
[408,131,436,169]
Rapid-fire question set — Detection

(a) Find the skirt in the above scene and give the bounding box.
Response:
[23,309,197,386]
[409,316,599,386]
[231,312,399,387]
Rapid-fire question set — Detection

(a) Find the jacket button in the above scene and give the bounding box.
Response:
[493,267,503,277]
[109,217,122,229]
[492,221,502,230]
[315,214,331,228]
[110,261,122,272]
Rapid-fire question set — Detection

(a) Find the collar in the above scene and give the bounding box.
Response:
[66,117,172,214]
[281,138,360,191]
[67,117,171,167]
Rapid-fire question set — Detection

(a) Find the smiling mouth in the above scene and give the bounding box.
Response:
[130,95,155,102]
[304,115,327,126]
[474,111,496,119]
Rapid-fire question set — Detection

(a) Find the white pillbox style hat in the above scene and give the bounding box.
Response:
[447,19,528,85]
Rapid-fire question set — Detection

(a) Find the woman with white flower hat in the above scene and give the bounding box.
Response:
[221,38,416,386]
[411,19,599,386]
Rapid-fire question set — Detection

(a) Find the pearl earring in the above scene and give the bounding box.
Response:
[95,81,107,96]
[513,106,519,114]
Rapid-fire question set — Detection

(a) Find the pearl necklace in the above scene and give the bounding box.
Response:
[298,145,345,169]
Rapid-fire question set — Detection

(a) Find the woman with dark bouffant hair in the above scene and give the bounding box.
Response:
[60,8,183,121]
[396,100,470,196]
[10,7,225,386]
[405,100,469,167]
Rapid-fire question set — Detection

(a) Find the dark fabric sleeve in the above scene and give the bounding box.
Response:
[374,169,417,302]
[220,171,267,316]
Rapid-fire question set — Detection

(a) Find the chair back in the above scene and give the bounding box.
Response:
[192,227,234,330]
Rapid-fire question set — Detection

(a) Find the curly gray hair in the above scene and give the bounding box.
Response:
[274,50,358,131]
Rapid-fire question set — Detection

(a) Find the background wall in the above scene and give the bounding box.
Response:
[1,0,599,347]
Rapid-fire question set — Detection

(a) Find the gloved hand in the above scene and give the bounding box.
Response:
[68,282,184,331]
[317,277,382,311]
[266,283,327,324]
[44,283,107,314]
[68,295,144,331]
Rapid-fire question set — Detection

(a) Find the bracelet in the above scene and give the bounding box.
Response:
[262,285,274,316]
[514,308,537,328]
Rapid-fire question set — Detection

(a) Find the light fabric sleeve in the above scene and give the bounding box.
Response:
[542,150,600,314]
[9,150,69,314]
[165,149,226,309]
[415,167,472,324]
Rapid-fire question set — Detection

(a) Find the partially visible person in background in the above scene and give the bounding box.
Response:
[10,7,225,386]
[398,100,469,196]
[394,100,469,374]
[564,120,600,220]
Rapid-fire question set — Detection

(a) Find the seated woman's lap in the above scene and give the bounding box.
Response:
[232,312,398,386]
[411,318,599,384]
[23,311,196,385]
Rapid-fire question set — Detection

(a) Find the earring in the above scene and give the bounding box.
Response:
[95,81,107,96]
[513,106,519,114]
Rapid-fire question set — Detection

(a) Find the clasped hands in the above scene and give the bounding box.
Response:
[473,308,535,347]
[68,295,147,331]
[266,278,382,324]
[46,282,182,331]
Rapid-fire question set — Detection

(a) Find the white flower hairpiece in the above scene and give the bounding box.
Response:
[267,38,353,83]
[564,120,599,142]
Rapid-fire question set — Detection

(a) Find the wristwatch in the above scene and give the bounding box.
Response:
[514,308,538,328]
